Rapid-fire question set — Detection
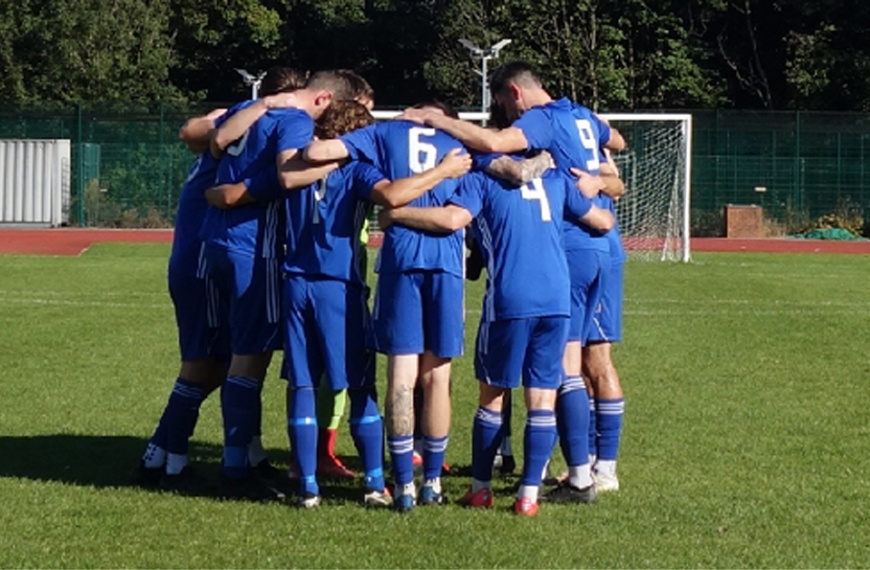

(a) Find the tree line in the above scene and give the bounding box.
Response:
[1,0,868,111]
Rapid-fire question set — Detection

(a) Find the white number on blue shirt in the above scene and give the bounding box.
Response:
[226,130,250,157]
[575,120,601,171]
[409,127,437,173]
[520,178,552,222]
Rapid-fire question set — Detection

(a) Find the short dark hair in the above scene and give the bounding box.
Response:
[488,61,542,96]
[487,100,510,129]
[336,69,375,104]
[259,66,307,96]
[411,100,459,119]
[305,70,356,101]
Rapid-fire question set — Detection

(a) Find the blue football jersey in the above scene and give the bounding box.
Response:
[513,97,612,252]
[283,161,387,286]
[169,151,220,278]
[451,171,593,322]
[200,102,313,258]
[602,194,626,262]
[339,120,466,277]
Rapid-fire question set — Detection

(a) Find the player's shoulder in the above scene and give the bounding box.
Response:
[540,170,573,191]
[267,107,312,124]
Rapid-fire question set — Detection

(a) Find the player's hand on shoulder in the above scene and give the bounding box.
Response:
[377,207,396,230]
[439,148,472,178]
[570,167,605,199]
[397,107,431,125]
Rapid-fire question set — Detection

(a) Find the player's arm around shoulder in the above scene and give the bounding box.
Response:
[369,148,471,208]
[178,108,226,154]
[598,149,626,199]
[304,138,350,163]
[485,151,554,185]
[211,93,299,158]
[562,174,614,232]
[399,107,527,154]
[204,182,255,209]
[379,204,472,234]
[278,150,342,190]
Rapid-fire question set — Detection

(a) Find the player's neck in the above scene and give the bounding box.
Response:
[524,89,552,109]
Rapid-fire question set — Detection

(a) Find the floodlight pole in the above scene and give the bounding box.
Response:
[235,68,265,99]
[458,38,512,116]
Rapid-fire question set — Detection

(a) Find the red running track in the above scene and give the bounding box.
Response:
[1,228,869,256]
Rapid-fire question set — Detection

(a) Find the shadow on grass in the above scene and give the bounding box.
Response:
[0,434,223,488]
[0,434,375,505]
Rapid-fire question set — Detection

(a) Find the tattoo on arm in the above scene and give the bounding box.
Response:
[519,152,554,183]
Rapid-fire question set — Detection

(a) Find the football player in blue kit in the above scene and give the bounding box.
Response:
[399,62,625,503]
[584,147,627,492]
[304,103,468,511]
[130,107,233,494]
[379,162,614,516]
[275,101,471,508]
[202,70,356,501]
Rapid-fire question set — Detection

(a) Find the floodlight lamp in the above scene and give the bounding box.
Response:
[458,39,484,56]
[235,68,256,85]
[490,38,512,53]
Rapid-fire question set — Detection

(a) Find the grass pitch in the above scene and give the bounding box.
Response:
[0,245,868,568]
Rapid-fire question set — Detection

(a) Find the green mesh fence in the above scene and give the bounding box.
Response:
[692,110,870,235]
[2,104,869,233]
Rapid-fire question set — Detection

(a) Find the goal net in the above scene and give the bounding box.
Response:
[600,113,691,262]
[370,110,692,262]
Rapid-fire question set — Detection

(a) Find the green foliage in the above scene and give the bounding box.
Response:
[0,0,181,103]
[803,196,865,237]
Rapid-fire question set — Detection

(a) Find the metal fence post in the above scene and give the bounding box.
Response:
[76,102,86,226]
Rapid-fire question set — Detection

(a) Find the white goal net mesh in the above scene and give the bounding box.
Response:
[601,114,691,262]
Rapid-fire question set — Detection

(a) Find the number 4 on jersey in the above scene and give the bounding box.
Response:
[520,178,552,222]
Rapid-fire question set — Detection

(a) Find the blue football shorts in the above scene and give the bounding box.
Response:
[372,269,464,358]
[566,248,609,344]
[474,315,569,390]
[281,275,374,390]
[168,268,231,362]
[203,245,282,354]
[588,259,624,344]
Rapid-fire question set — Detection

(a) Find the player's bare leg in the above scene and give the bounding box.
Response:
[584,341,624,491]
[385,353,419,510]
[417,350,451,504]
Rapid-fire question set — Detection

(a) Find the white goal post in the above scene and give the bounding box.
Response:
[371,110,692,262]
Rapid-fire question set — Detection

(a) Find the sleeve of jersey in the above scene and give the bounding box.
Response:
[339,125,378,162]
[591,114,612,148]
[244,168,281,202]
[449,174,484,218]
[352,162,388,201]
[512,108,552,152]
[275,111,315,154]
[471,151,501,171]
[563,179,593,219]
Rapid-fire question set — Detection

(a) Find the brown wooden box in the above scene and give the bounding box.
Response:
[724,204,763,238]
